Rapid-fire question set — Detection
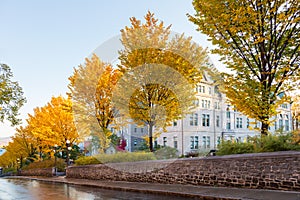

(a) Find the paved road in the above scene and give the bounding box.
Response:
[7,176,300,200]
[0,177,190,200]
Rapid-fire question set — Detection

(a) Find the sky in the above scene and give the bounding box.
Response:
[0,0,224,138]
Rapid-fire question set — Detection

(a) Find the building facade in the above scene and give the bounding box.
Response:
[111,72,292,155]
[156,73,293,155]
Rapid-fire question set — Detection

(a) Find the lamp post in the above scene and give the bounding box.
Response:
[16,158,20,173]
[66,140,71,167]
[53,144,58,176]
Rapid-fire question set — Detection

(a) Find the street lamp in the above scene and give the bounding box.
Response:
[53,144,58,176]
[66,140,71,166]
[16,158,21,174]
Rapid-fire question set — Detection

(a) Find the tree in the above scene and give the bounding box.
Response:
[68,55,121,152]
[115,12,209,151]
[26,96,79,159]
[13,126,38,163]
[0,64,26,125]
[292,95,300,131]
[0,126,37,170]
[189,0,300,135]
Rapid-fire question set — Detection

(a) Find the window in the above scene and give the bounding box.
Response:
[173,136,178,148]
[173,121,177,126]
[202,136,210,148]
[163,137,167,147]
[226,110,230,118]
[285,115,289,131]
[279,114,283,129]
[198,85,205,93]
[141,128,144,133]
[190,113,198,126]
[236,117,243,128]
[190,136,199,149]
[281,104,288,109]
[134,128,137,133]
[216,115,220,127]
[226,122,231,130]
[214,102,220,109]
[207,136,210,148]
[197,85,201,93]
[201,100,211,108]
[134,139,137,146]
[247,118,249,128]
[202,136,206,148]
[195,136,199,149]
[217,136,221,145]
[190,136,194,149]
[194,114,198,126]
[209,87,212,94]
[194,99,199,107]
[202,114,210,127]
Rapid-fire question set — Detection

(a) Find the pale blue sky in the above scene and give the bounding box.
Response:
[0,0,223,137]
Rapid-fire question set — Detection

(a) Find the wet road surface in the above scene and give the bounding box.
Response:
[0,178,194,200]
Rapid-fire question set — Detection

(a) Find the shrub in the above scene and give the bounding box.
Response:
[3,167,15,174]
[74,156,102,166]
[154,146,178,159]
[217,140,255,156]
[22,158,66,172]
[259,133,300,152]
[217,132,300,156]
[94,152,156,163]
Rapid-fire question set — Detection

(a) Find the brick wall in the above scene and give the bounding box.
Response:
[66,151,300,191]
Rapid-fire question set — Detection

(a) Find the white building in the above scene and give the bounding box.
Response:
[112,122,148,152]
[110,71,292,155]
[156,73,293,155]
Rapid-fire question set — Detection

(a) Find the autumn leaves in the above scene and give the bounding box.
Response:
[2,11,209,163]
[69,12,209,152]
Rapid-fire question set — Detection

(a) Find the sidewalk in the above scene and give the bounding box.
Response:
[11,176,300,200]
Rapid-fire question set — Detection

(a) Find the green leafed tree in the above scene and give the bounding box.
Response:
[0,64,26,126]
[189,0,300,135]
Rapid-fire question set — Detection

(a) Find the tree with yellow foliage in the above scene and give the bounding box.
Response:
[115,12,210,151]
[292,95,300,130]
[68,55,121,152]
[189,0,300,135]
[292,95,300,143]
[0,126,37,170]
[27,96,78,159]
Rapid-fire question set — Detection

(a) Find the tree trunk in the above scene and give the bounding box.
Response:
[149,123,153,152]
[261,120,269,136]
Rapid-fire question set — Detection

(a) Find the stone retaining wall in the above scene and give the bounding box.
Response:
[66,151,300,191]
[19,168,54,177]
